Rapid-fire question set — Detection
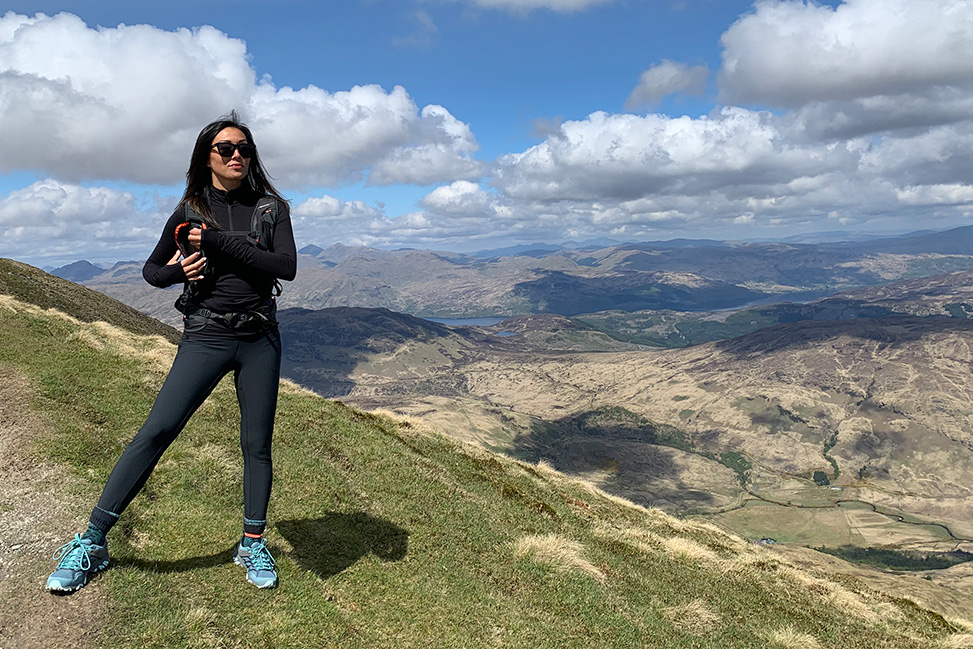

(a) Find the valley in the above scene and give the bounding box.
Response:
[276,305,973,572]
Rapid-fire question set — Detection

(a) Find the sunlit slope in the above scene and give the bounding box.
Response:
[0,258,179,342]
[331,310,973,544]
[0,281,970,646]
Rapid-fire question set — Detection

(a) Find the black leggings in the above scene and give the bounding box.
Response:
[89,326,281,537]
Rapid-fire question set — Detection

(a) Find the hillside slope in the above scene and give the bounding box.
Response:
[0,258,178,342]
[298,308,973,588]
[1,274,969,647]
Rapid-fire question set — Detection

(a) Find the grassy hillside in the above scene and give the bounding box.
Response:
[0,258,178,342]
[0,285,971,647]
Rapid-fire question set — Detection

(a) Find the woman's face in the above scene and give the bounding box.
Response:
[209,126,251,191]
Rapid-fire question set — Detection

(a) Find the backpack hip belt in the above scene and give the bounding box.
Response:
[182,299,278,332]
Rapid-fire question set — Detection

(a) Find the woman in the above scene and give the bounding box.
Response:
[47,112,297,591]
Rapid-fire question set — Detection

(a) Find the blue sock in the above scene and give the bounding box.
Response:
[82,523,106,545]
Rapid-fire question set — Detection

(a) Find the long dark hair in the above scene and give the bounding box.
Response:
[179,111,287,229]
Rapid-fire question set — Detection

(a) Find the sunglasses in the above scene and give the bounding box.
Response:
[211,142,255,158]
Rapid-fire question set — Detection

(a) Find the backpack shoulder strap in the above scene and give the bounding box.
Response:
[184,202,206,226]
[175,203,208,259]
[250,197,283,297]
[249,197,279,250]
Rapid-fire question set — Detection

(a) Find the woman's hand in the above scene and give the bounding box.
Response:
[180,251,206,281]
[166,227,206,281]
[188,227,203,250]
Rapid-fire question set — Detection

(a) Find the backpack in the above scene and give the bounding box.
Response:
[174,197,282,314]
[182,196,279,252]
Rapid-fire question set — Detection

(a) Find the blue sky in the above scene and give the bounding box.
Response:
[1,0,970,266]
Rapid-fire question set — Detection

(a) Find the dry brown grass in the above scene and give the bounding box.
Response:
[950,618,973,633]
[594,522,726,565]
[534,459,558,476]
[0,294,177,375]
[514,534,606,581]
[278,377,320,396]
[720,548,899,626]
[661,536,721,563]
[768,626,823,649]
[945,633,973,649]
[776,565,885,624]
[661,599,721,636]
[71,321,175,374]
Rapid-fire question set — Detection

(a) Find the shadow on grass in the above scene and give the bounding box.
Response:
[112,546,236,573]
[277,512,409,580]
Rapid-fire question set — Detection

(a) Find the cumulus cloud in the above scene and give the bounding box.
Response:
[720,0,973,138]
[249,84,482,187]
[488,105,973,239]
[420,181,495,215]
[721,0,973,106]
[0,180,163,262]
[468,0,973,241]
[0,12,250,184]
[367,105,483,185]
[495,108,857,201]
[626,60,709,110]
[7,2,973,264]
[0,12,480,187]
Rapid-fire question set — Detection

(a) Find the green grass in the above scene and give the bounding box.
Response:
[816,546,973,572]
[0,258,179,342]
[0,294,966,648]
[715,452,753,485]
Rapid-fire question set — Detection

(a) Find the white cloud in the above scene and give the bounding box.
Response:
[249,83,482,187]
[721,0,973,106]
[626,60,709,110]
[719,0,973,139]
[0,12,480,188]
[495,108,856,201]
[6,2,973,264]
[466,0,973,242]
[367,105,484,185]
[0,12,251,184]
[294,195,386,223]
[896,183,973,206]
[0,180,163,263]
[0,180,137,227]
[291,194,391,249]
[860,122,973,186]
[485,104,973,241]
[421,181,494,215]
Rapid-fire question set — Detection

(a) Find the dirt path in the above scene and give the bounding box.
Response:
[0,366,105,648]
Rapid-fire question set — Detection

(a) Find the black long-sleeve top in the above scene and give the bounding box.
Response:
[143,185,297,315]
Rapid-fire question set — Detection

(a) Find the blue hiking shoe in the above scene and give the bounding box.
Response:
[233,539,278,589]
[46,534,110,592]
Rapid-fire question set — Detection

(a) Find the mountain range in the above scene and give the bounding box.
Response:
[57,225,973,327]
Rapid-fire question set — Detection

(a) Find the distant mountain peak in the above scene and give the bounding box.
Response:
[50,260,105,282]
[299,244,324,256]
